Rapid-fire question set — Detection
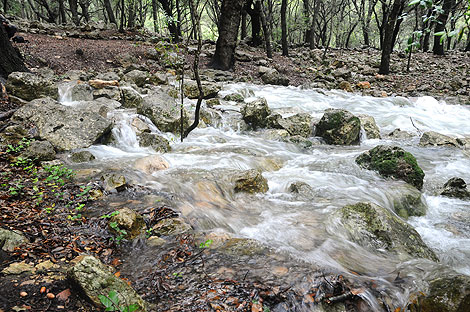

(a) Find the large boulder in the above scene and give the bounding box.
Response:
[336,202,438,261]
[234,169,269,194]
[70,83,94,102]
[0,228,27,252]
[417,275,470,312]
[392,184,427,219]
[21,140,56,161]
[357,114,381,139]
[68,255,146,311]
[315,109,361,145]
[121,87,144,109]
[109,208,146,239]
[137,133,170,153]
[6,72,58,101]
[419,131,460,147]
[240,98,271,129]
[123,70,150,87]
[137,89,189,133]
[260,68,289,86]
[183,80,221,99]
[440,177,470,199]
[356,145,425,190]
[12,98,113,151]
[275,113,313,137]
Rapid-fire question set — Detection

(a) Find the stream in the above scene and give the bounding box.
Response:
[62,82,470,310]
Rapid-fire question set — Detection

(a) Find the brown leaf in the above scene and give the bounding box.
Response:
[56,289,71,301]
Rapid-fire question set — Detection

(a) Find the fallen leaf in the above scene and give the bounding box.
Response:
[56,289,71,301]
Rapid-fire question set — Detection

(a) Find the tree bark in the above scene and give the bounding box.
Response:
[0,25,28,79]
[259,0,272,58]
[69,0,79,25]
[58,0,66,24]
[211,0,244,70]
[245,0,262,46]
[158,0,181,42]
[281,0,288,56]
[241,7,247,39]
[78,0,90,22]
[127,0,136,28]
[104,0,117,25]
[433,0,455,55]
[379,0,405,74]
[151,0,158,32]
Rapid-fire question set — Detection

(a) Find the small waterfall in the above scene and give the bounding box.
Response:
[58,81,77,105]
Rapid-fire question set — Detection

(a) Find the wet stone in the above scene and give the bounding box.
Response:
[70,150,95,163]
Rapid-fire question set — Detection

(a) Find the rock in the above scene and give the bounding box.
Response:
[71,151,95,163]
[147,236,167,247]
[70,83,94,101]
[240,98,271,129]
[137,89,189,133]
[183,80,221,99]
[417,275,470,312]
[131,117,150,133]
[205,98,220,108]
[419,131,460,147]
[88,79,119,89]
[315,109,361,145]
[123,70,149,87]
[356,145,425,190]
[0,125,28,145]
[337,202,438,261]
[220,238,267,256]
[93,87,121,101]
[121,87,144,109]
[223,93,245,102]
[6,72,58,101]
[332,67,351,79]
[392,184,427,218]
[338,81,353,92]
[0,228,27,252]
[261,69,290,86]
[440,177,470,199]
[12,98,113,151]
[96,71,121,81]
[21,140,56,161]
[134,155,169,174]
[101,173,127,192]
[234,169,269,194]
[388,128,414,140]
[276,113,313,137]
[288,182,315,197]
[152,218,192,236]
[357,114,381,139]
[2,261,36,275]
[109,208,146,239]
[68,255,146,311]
[137,133,171,153]
[149,73,168,85]
[356,81,371,89]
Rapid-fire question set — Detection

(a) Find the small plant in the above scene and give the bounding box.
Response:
[101,211,120,219]
[44,164,75,186]
[6,137,34,154]
[199,239,213,249]
[172,272,183,278]
[145,228,153,238]
[98,290,140,312]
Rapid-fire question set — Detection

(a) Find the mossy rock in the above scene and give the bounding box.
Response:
[315,109,361,145]
[71,151,95,163]
[417,275,470,312]
[356,145,425,190]
[392,185,427,219]
[233,169,269,194]
[337,202,437,261]
[137,133,170,153]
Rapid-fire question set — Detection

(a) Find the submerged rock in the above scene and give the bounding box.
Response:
[6,72,58,101]
[219,238,267,256]
[134,155,169,174]
[357,114,381,139]
[70,150,95,163]
[417,275,470,312]
[241,98,271,129]
[0,228,28,252]
[234,169,269,194]
[392,185,427,219]
[315,109,361,145]
[388,128,414,140]
[109,208,146,239]
[68,255,146,311]
[137,133,170,153]
[419,131,459,147]
[152,218,192,236]
[275,113,313,138]
[12,97,113,151]
[100,173,127,192]
[337,202,437,261]
[440,177,470,199]
[356,145,425,190]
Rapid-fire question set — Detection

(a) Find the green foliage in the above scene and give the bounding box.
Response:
[98,290,140,312]
[44,164,75,186]
[6,137,34,154]
[199,239,213,249]
[101,211,126,244]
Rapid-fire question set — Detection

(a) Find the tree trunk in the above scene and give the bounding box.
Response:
[0,25,28,79]
[58,0,66,24]
[78,0,90,22]
[151,0,158,32]
[2,0,7,12]
[379,0,405,74]
[245,0,262,46]
[241,8,247,39]
[281,0,288,56]
[119,0,125,32]
[211,0,244,70]
[104,0,117,25]
[127,0,136,28]
[158,0,180,42]
[259,0,272,58]
[69,0,79,25]
[433,0,455,55]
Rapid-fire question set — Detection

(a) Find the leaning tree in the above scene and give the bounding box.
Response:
[0,25,28,79]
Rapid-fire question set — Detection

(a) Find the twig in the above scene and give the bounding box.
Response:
[410,117,422,135]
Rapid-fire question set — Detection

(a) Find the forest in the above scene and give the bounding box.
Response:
[1,1,470,312]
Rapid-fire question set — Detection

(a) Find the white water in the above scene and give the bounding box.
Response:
[63,83,470,309]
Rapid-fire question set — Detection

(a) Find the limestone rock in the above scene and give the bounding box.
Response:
[356,145,425,190]
[134,155,169,174]
[234,169,269,194]
[152,218,192,236]
[441,177,470,199]
[71,151,96,163]
[21,140,56,161]
[137,133,170,153]
[240,98,271,129]
[357,114,381,139]
[223,93,245,102]
[121,87,144,109]
[260,68,289,86]
[70,83,94,101]
[2,261,36,275]
[123,70,149,87]
[220,238,267,256]
[0,125,28,145]
[388,128,414,140]
[0,228,27,252]
[101,173,127,192]
[418,275,470,312]
[183,80,221,99]
[6,72,58,101]
[68,255,146,311]
[88,79,120,89]
[419,131,460,147]
[392,184,427,219]
[315,109,361,145]
[276,113,313,137]
[338,81,353,92]
[337,202,437,261]
[12,97,113,151]
[109,208,146,239]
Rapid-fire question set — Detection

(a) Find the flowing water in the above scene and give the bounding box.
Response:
[61,83,470,310]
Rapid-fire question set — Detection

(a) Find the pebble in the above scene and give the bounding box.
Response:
[47,293,55,299]
[40,286,46,293]
[20,291,28,297]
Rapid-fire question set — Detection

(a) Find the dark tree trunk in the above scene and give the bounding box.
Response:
[119,0,125,32]
[151,0,158,32]
[308,0,318,49]
[104,0,117,25]
[379,0,405,74]
[0,25,28,79]
[281,0,288,56]
[158,0,181,42]
[69,0,79,25]
[58,0,66,24]
[259,0,272,58]
[2,0,7,12]
[241,7,247,39]
[78,0,90,22]
[433,0,455,55]
[211,0,244,70]
[465,36,470,52]
[127,0,136,28]
[245,0,262,46]
[303,0,310,44]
